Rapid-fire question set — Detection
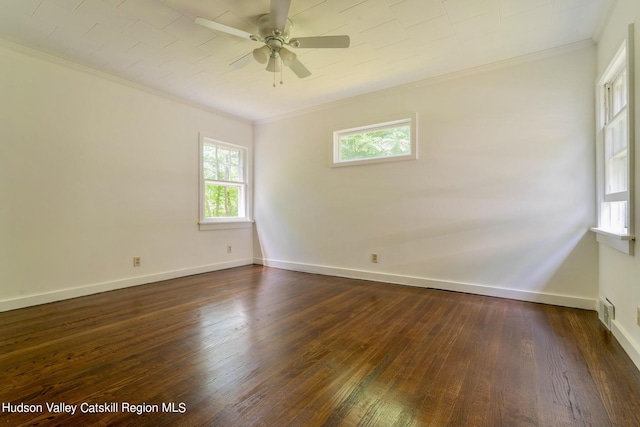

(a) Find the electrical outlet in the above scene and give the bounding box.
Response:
[598,298,614,330]
[227,245,232,253]
[371,253,378,263]
[133,257,141,267]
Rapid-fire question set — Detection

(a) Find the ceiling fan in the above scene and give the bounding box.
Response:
[195,0,350,83]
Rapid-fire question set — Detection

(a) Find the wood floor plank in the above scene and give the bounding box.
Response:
[1,265,640,426]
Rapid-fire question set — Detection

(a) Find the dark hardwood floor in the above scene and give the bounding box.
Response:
[1,265,640,426]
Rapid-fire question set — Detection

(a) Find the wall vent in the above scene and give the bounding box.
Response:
[598,298,615,330]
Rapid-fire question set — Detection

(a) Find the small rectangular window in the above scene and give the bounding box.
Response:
[333,115,417,166]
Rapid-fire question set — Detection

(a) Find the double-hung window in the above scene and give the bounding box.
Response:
[593,24,635,254]
[602,68,629,232]
[199,135,251,230]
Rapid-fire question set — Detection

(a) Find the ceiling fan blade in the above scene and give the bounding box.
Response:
[195,17,255,40]
[289,35,350,48]
[270,0,291,32]
[289,59,311,79]
[230,51,255,69]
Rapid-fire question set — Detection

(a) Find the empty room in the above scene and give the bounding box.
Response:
[2,0,640,425]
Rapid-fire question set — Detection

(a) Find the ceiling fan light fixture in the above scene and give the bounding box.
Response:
[253,45,270,64]
[279,47,296,66]
[266,54,281,72]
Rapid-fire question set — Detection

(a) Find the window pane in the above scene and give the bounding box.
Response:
[602,201,628,233]
[605,115,628,194]
[229,151,240,181]
[340,125,411,161]
[204,184,239,218]
[215,148,229,181]
[612,70,627,117]
[203,145,217,180]
[207,147,241,182]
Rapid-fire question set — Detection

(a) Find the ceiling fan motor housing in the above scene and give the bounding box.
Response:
[258,14,292,51]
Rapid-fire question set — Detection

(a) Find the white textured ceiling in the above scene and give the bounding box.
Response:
[0,0,612,121]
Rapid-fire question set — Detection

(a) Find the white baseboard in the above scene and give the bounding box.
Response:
[0,259,253,313]
[255,258,597,311]
[611,320,640,372]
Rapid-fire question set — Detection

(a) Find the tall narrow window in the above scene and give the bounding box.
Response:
[593,24,635,254]
[603,67,629,233]
[199,135,251,229]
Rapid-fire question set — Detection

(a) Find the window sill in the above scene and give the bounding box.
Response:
[199,220,253,231]
[331,154,417,168]
[590,227,635,255]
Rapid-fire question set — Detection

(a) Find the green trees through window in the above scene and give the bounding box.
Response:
[204,185,239,218]
[339,125,410,161]
[333,116,416,166]
[202,142,245,219]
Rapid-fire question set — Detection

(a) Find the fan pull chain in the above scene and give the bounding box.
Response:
[280,57,283,85]
[273,67,276,88]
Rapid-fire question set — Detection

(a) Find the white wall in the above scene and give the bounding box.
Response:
[254,44,598,309]
[0,42,253,311]
[596,0,640,369]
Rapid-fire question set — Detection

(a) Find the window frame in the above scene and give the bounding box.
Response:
[592,24,636,254]
[198,134,252,231]
[332,113,418,167]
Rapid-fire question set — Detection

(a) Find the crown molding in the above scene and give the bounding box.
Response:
[255,39,596,125]
[0,37,253,125]
[0,36,596,128]
[592,0,618,43]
